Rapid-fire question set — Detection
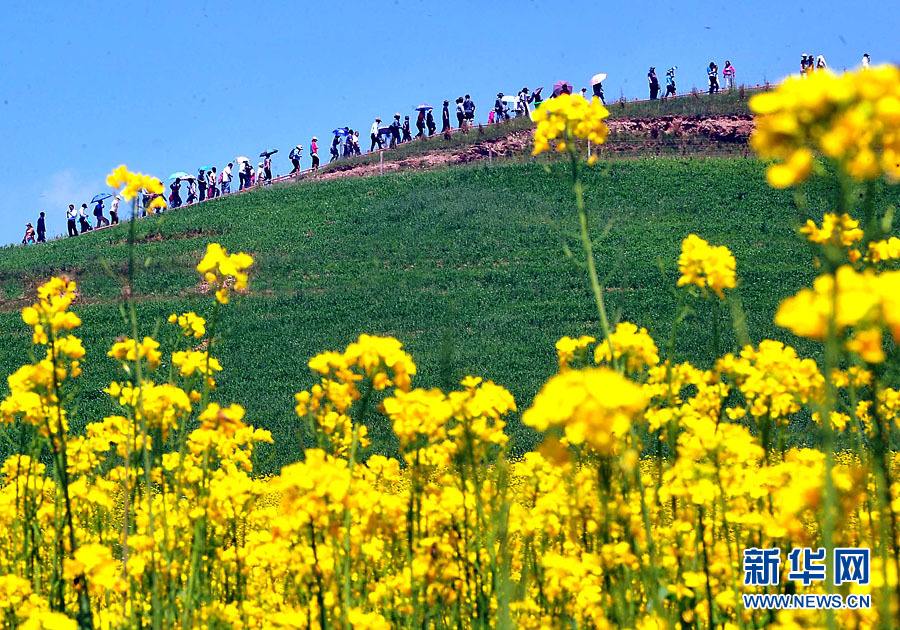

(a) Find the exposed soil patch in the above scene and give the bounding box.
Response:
[313,115,754,183]
[124,227,221,245]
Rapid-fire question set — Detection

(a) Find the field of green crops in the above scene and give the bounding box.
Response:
[0,156,882,470]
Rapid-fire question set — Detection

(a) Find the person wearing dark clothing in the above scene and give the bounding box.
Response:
[648,67,660,100]
[442,101,451,133]
[93,199,110,227]
[390,114,401,148]
[426,109,436,135]
[37,212,46,242]
[370,118,383,151]
[78,204,92,233]
[169,179,182,209]
[494,93,509,122]
[198,169,207,201]
[241,161,252,189]
[330,136,340,162]
[455,97,465,129]
[592,82,605,104]
[707,62,720,94]
[463,94,475,124]
[402,116,412,142]
[66,205,78,237]
[415,110,427,138]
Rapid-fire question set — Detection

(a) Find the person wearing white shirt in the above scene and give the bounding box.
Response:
[256,163,265,187]
[370,118,383,151]
[222,163,233,194]
[862,53,870,68]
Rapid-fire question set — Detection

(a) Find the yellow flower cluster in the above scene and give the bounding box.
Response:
[750,65,900,187]
[530,93,610,157]
[868,236,900,263]
[106,164,166,209]
[522,367,647,454]
[167,311,206,338]
[594,321,660,373]
[776,265,900,350]
[676,233,737,298]
[800,212,864,248]
[196,242,254,304]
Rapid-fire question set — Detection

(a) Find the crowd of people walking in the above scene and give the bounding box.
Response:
[21,50,873,245]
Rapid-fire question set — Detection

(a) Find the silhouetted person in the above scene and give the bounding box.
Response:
[648,67,660,99]
[36,212,46,242]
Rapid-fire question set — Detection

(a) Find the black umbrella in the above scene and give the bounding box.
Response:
[259,149,279,158]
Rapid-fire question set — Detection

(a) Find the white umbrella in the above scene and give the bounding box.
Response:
[501,95,518,104]
[591,73,608,86]
[235,156,250,164]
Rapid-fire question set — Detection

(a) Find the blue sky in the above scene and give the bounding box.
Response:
[0,0,895,245]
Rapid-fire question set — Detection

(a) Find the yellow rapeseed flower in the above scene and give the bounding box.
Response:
[531,93,610,156]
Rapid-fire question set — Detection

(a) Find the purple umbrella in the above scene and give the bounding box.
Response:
[552,80,574,97]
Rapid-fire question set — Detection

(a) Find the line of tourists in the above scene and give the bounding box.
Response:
[24,50,874,245]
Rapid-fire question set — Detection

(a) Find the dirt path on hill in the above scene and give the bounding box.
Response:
[312,115,754,182]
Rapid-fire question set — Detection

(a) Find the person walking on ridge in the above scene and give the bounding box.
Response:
[723,60,736,90]
[66,204,78,237]
[648,67,660,100]
[402,116,412,142]
[37,211,46,242]
[198,169,207,201]
[707,61,720,93]
[222,163,233,193]
[22,223,35,244]
[370,118,383,151]
[78,204,92,233]
[442,101,451,133]
[94,198,110,226]
[463,94,475,126]
[664,67,677,98]
[169,179,183,209]
[455,97,465,130]
[415,110,427,138]
[426,109,436,136]
[311,137,320,171]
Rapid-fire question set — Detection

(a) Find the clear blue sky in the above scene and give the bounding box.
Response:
[0,1,895,245]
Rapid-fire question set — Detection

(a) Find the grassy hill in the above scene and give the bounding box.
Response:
[0,155,889,471]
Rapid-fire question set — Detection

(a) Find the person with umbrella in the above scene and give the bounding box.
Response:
[37,211,46,242]
[311,137,320,171]
[263,153,274,181]
[94,196,110,225]
[241,160,252,189]
[66,204,78,237]
[441,101,451,133]
[648,67,660,100]
[169,178,183,209]
[591,77,606,104]
[531,87,544,107]
[78,203,92,233]
[415,108,427,138]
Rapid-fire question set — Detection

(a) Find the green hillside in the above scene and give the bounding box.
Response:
[0,157,885,470]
